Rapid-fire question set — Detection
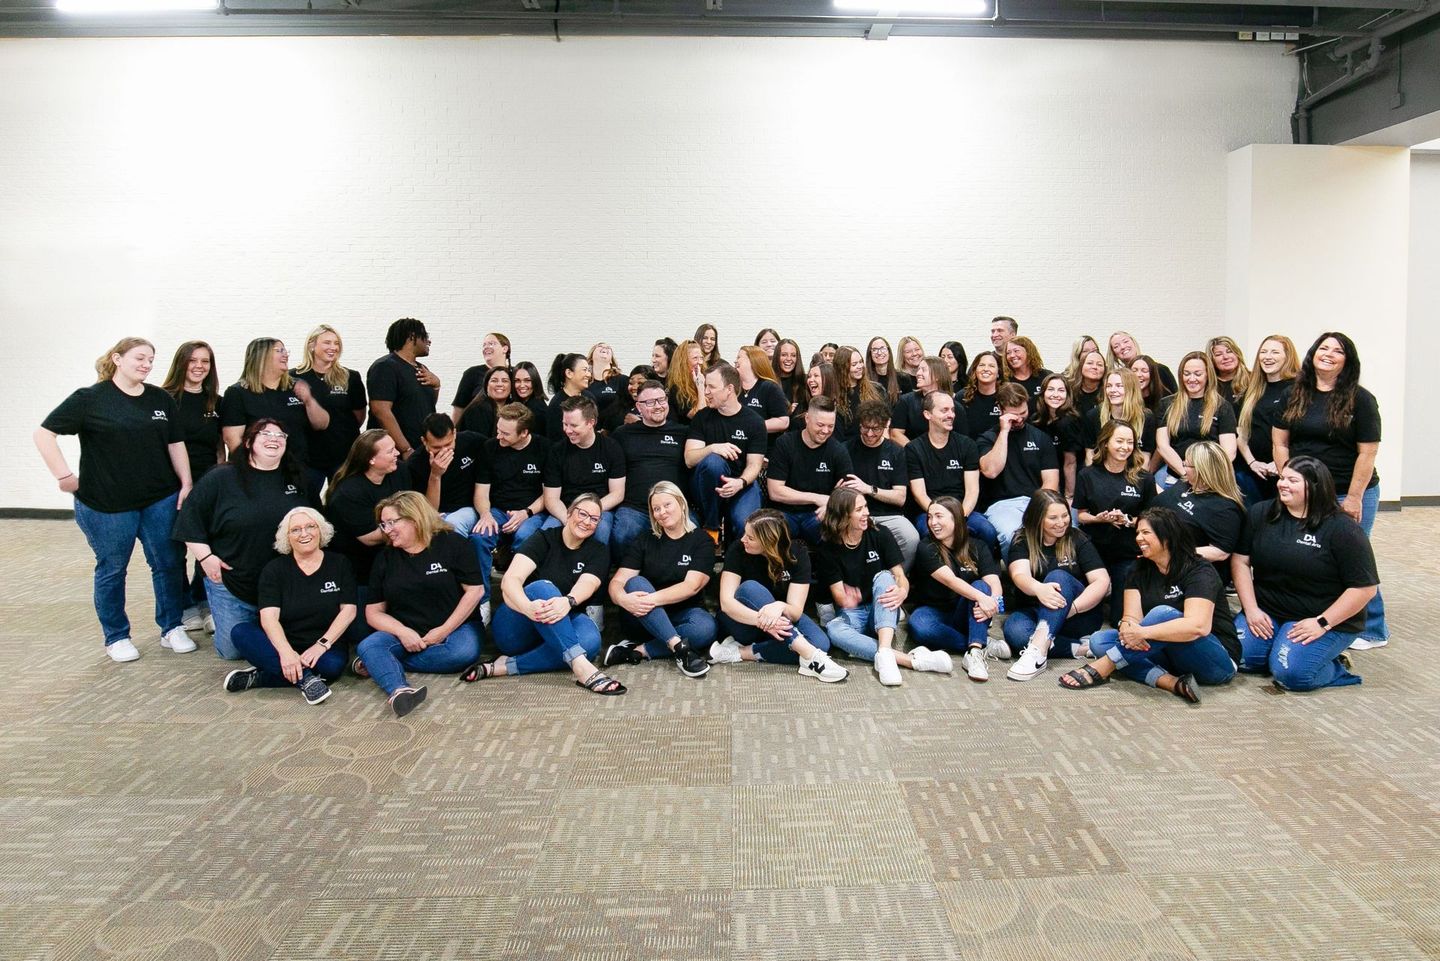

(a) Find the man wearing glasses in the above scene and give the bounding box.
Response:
[367,317,440,459]
[611,380,690,551]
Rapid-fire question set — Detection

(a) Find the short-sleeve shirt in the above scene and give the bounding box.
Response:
[961,391,1003,440]
[845,437,909,517]
[687,407,768,478]
[219,383,312,467]
[1162,395,1238,460]
[977,425,1058,507]
[905,432,980,502]
[476,437,549,512]
[767,432,852,507]
[618,528,714,610]
[1073,464,1155,562]
[1010,370,1052,414]
[514,526,611,596]
[1153,484,1246,556]
[814,526,903,603]
[408,431,485,514]
[292,367,367,475]
[42,382,182,513]
[450,364,490,411]
[175,389,222,486]
[1279,386,1381,492]
[909,537,1001,609]
[323,470,407,583]
[1238,503,1379,634]
[1007,528,1106,582]
[613,421,689,512]
[1126,558,1239,660]
[256,551,357,651]
[585,375,630,433]
[368,529,484,635]
[1243,378,1293,465]
[366,353,437,449]
[1037,413,1085,460]
[740,379,791,441]
[543,434,626,505]
[722,538,812,601]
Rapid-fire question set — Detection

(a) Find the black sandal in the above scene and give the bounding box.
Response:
[459,659,495,683]
[577,671,626,696]
[351,656,370,679]
[1058,664,1109,690]
[1171,672,1201,704]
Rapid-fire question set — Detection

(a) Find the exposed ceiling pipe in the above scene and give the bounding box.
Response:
[1293,37,1381,142]
[1330,0,1439,57]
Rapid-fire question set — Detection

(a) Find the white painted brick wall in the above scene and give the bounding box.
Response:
[0,35,1295,509]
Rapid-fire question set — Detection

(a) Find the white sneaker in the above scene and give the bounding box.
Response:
[709,637,743,664]
[106,639,141,663]
[1007,644,1049,681]
[909,646,954,674]
[203,613,215,634]
[985,637,1012,661]
[160,626,198,654]
[962,647,989,682]
[181,607,205,632]
[798,653,849,683]
[478,601,492,627]
[1349,637,1388,651]
[874,647,903,686]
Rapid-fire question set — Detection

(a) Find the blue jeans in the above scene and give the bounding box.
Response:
[691,453,762,532]
[203,576,258,660]
[717,579,830,666]
[983,496,1030,555]
[473,508,548,600]
[231,621,346,687]
[342,585,374,649]
[610,506,652,554]
[1347,487,1388,641]
[72,492,184,645]
[491,580,602,675]
[1155,465,1181,490]
[826,571,901,662]
[780,509,823,546]
[915,511,1000,556]
[1236,610,1361,691]
[1102,557,1136,627]
[906,581,994,652]
[439,507,497,599]
[1002,569,1103,653]
[1088,605,1236,687]
[357,622,483,696]
[541,510,613,545]
[618,575,718,658]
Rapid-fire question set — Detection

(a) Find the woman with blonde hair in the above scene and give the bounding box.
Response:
[736,344,792,449]
[35,336,193,663]
[224,506,355,705]
[1062,334,1101,382]
[450,331,512,420]
[1154,351,1237,489]
[897,335,927,380]
[1074,420,1155,625]
[220,336,330,472]
[292,324,367,493]
[1108,330,1177,394]
[1080,367,1159,472]
[1154,441,1246,572]
[1207,335,1250,407]
[1234,334,1299,504]
[586,341,629,432]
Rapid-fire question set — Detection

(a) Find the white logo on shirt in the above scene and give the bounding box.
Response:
[572,561,586,574]
[866,550,880,563]
[817,462,831,473]
[1164,585,1183,600]
[1296,533,1323,549]
[947,459,962,470]
[661,435,678,446]
[592,462,605,472]
[459,457,474,470]
[287,396,303,406]
[732,430,749,441]
[151,410,169,421]
[1023,441,1039,452]
[427,562,448,575]
[879,459,892,470]
[680,554,692,565]
[331,386,348,395]
[284,485,300,496]
[1121,485,1139,498]
[320,580,340,594]
[203,410,219,419]
[1178,498,1196,515]
[523,463,541,474]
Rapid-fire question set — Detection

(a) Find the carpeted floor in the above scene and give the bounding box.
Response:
[3,510,1438,961]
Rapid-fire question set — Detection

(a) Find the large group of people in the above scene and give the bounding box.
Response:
[35,317,1388,715]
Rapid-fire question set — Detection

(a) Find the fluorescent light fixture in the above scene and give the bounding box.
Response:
[834,0,990,14]
[56,0,217,13]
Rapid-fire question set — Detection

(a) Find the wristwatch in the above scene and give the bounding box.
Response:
[1317,615,1330,630]
[565,594,579,609]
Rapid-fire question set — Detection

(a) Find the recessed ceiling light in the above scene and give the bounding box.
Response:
[56,0,217,13]
[834,0,990,15]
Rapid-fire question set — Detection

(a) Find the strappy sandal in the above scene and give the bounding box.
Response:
[577,670,626,696]
[459,659,495,683]
[1171,672,1201,704]
[351,656,370,679]
[1058,664,1109,689]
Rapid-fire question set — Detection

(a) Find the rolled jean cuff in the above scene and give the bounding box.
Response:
[562,641,586,665]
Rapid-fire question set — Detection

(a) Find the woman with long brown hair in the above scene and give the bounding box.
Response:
[865,336,912,404]
[1154,351,1236,489]
[1234,334,1299,504]
[959,350,1007,440]
[161,339,225,631]
[907,496,1003,683]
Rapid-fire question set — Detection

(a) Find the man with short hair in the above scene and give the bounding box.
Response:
[977,382,1060,553]
[889,356,966,448]
[410,413,487,564]
[541,394,626,544]
[904,390,984,541]
[989,315,1018,352]
[475,402,550,600]
[845,399,920,570]
[684,363,766,544]
[367,317,440,458]
[611,380,690,550]
[767,396,852,545]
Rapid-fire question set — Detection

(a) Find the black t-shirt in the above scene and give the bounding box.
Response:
[1037,413,1085,460]
[292,368,367,475]
[451,364,490,411]
[1153,484,1246,555]
[43,382,183,513]
[815,526,902,603]
[172,463,311,604]
[845,437,909,517]
[613,421,689,512]
[1280,386,1381,492]
[722,538,812,600]
[219,383,312,468]
[909,537,1001,609]
[1238,503,1379,634]
[457,401,501,439]
[1243,378,1293,465]
[977,425,1058,507]
[618,527,714,608]
[369,530,484,635]
[1008,528,1106,581]
[1216,378,1239,407]
[768,432,852,506]
[256,551,357,650]
[1080,408,1159,458]
[323,470,406,583]
[960,391,1003,440]
[175,389,222,486]
[544,393,571,439]
[585,375,630,433]
[1162,395,1238,459]
[1010,370,1052,413]
[891,391,971,440]
[366,353,438,449]
[740,379,790,444]
[408,431,485,514]
[1126,558,1239,660]
[476,437,549,512]
[520,395,549,438]
[904,432,980,502]
[514,526,611,596]
[543,434,626,505]
[1073,464,1155,561]
[1074,386,1102,417]
[687,406,768,478]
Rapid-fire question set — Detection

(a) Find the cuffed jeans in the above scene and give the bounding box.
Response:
[826,570,901,662]
[473,507,548,599]
[1236,609,1361,691]
[717,579,830,666]
[907,581,994,652]
[72,492,184,646]
[491,580,602,675]
[1088,605,1236,687]
[203,576,258,660]
[1002,569,1103,653]
[231,621,346,688]
[357,622,483,696]
[618,575,718,658]
[1349,487,1389,642]
[691,453,762,532]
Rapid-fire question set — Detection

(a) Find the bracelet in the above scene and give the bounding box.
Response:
[197,553,213,564]
[524,507,534,517]
[57,472,74,481]
[565,594,578,610]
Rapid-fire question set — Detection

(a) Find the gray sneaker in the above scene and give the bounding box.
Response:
[298,675,332,705]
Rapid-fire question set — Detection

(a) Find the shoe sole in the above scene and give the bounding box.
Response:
[392,687,428,718]
[303,688,333,706]
[967,670,989,683]
[160,638,198,654]
[107,647,140,663]
[799,664,848,683]
[1007,663,1047,681]
[223,669,257,692]
[676,661,710,679]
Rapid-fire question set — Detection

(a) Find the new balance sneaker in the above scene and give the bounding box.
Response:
[962,647,989,682]
[223,667,260,692]
[874,647,903,686]
[602,640,646,668]
[181,606,205,632]
[909,646,954,675]
[1349,637,1388,651]
[799,652,849,683]
[106,639,141,663]
[160,626,197,654]
[673,640,711,679]
[709,638,743,665]
[298,675,332,705]
[985,637,1012,661]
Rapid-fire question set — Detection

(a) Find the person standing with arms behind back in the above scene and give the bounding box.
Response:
[160,339,225,633]
[367,318,439,461]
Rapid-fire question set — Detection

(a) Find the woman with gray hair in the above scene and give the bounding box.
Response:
[224,506,357,705]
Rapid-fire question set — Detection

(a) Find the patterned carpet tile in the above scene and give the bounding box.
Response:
[50,898,303,961]
[567,714,732,787]
[730,711,896,785]
[731,883,963,961]
[266,895,519,960]
[500,890,732,961]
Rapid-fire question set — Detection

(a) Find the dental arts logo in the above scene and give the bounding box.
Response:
[321,580,340,594]
[151,410,169,421]
[427,562,448,575]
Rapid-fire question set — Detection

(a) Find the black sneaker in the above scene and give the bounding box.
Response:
[674,640,710,679]
[298,675,332,705]
[223,668,260,693]
[602,640,646,668]
[390,686,428,718]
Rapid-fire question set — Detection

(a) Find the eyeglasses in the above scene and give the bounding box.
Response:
[258,430,288,440]
[571,509,601,526]
[637,397,668,408]
[379,518,405,531]
[858,423,887,435]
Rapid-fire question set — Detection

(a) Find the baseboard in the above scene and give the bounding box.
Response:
[1399,496,1440,508]
[0,508,74,520]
